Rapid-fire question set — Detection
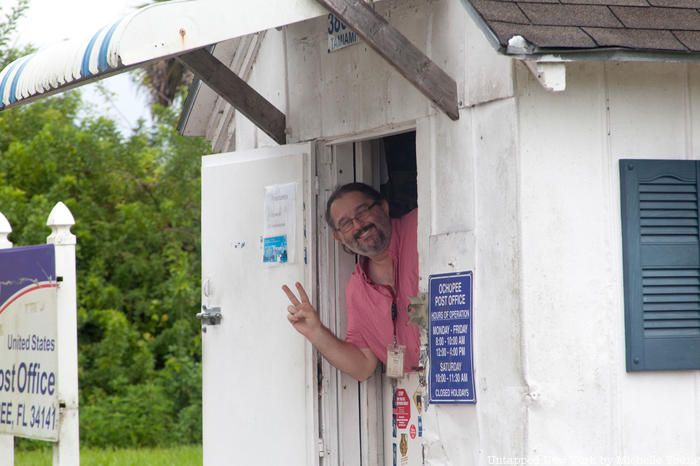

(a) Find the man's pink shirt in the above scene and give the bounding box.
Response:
[344,209,420,372]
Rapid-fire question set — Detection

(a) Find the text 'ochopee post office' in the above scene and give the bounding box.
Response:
[3,0,700,464]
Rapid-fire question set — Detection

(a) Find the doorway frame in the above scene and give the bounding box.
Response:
[315,125,417,466]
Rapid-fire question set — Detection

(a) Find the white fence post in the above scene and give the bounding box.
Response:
[0,212,11,249]
[0,211,14,464]
[47,202,79,466]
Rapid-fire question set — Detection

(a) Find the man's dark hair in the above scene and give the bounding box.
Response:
[325,182,384,229]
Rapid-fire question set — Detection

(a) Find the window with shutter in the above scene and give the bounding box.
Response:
[619,159,700,371]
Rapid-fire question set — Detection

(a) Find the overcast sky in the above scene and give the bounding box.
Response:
[10,0,152,135]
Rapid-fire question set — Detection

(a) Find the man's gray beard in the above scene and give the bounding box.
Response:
[346,225,389,256]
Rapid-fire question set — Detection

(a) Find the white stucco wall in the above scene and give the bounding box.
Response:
[285,0,437,142]
[287,0,526,463]
[235,0,507,147]
[516,60,700,461]
[417,98,525,465]
[221,25,700,462]
[230,28,288,151]
[203,0,528,464]
[196,0,700,458]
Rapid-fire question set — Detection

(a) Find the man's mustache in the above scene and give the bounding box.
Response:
[354,224,375,241]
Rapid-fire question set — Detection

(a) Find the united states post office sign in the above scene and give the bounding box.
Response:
[428,271,475,404]
[0,245,59,441]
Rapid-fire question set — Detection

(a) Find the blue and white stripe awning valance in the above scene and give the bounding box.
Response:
[0,0,328,110]
[0,13,134,110]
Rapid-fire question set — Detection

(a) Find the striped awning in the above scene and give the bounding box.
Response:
[0,0,327,110]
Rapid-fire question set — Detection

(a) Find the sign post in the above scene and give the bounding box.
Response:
[46,202,79,466]
[428,271,475,404]
[0,212,14,466]
[0,203,79,466]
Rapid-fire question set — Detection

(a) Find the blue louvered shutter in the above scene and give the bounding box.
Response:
[620,159,700,371]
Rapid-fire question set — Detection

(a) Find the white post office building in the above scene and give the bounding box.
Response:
[2,0,699,464]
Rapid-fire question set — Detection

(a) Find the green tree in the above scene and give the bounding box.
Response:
[0,0,31,68]
[1,1,208,447]
[0,93,209,448]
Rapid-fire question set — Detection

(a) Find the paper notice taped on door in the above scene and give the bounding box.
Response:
[263,182,296,265]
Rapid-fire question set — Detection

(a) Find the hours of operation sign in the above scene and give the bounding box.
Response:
[428,271,475,404]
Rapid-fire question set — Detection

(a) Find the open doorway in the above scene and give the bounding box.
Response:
[380,131,417,219]
[316,130,417,466]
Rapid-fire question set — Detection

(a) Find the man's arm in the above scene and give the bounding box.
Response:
[283,282,378,381]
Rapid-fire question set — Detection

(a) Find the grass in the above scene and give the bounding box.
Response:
[15,445,202,466]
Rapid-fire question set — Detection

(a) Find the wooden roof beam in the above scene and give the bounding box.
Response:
[178,48,287,145]
[317,0,459,121]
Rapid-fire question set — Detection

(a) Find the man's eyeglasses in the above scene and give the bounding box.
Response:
[335,201,380,233]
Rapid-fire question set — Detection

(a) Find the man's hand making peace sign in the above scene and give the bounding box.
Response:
[282,282,322,340]
[282,282,378,381]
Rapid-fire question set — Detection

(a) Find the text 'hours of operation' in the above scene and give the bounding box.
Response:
[428,271,475,404]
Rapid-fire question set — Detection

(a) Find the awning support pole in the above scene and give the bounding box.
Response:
[178,49,287,145]
[317,0,460,120]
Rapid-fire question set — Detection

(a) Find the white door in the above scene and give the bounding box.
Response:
[201,143,317,466]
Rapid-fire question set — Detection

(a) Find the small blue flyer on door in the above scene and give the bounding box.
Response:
[263,235,288,264]
[262,182,296,265]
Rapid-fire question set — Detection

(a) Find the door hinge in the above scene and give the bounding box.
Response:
[319,146,333,165]
[317,438,327,457]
